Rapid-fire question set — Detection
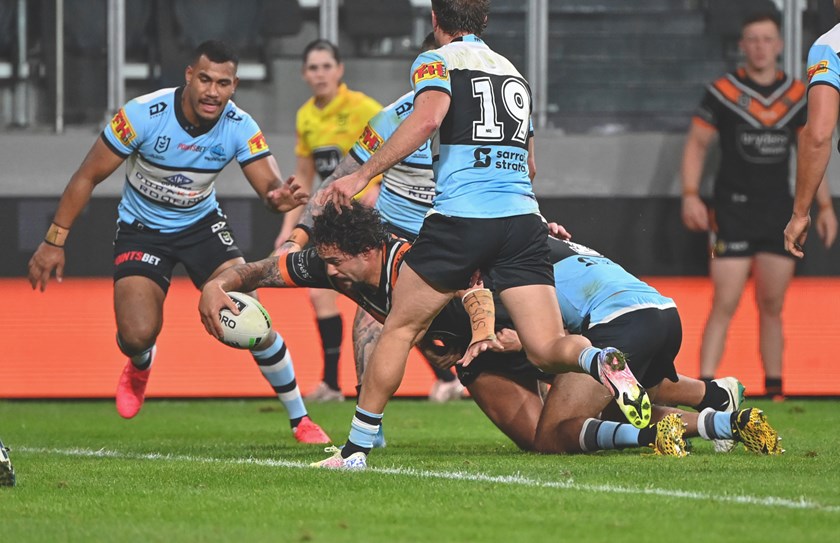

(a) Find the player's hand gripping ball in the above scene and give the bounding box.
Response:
[219,292,272,349]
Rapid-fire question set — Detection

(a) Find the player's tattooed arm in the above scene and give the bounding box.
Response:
[352,308,383,381]
[299,155,364,230]
[231,257,290,290]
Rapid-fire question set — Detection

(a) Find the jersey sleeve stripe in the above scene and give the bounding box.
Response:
[239,151,272,168]
[691,116,717,131]
[100,133,131,158]
[277,254,299,286]
[808,80,840,92]
[414,85,451,100]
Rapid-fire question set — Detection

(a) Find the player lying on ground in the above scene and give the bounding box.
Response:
[420,236,783,457]
[199,203,783,461]
[26,40,328,444]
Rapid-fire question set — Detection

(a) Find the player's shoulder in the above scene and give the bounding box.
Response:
[220,99,257,127]
[344,88,382,113]
[813,22,840,51]
[122,87,176,121]
[382,90,415,120]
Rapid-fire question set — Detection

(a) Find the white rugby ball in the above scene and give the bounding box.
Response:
[219,292,272,349]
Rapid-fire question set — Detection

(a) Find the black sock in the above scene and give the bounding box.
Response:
[637,425,657,447]
[695,380,730,411]
[429,363,456,382]
[341,440,371,458]
[764,377,783,398]
[290,415,305,429]
[317,315,343,390]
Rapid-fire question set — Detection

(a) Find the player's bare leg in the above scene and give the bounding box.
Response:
[209,258,328,443]
[114,276,165,418]
[699,257,751,378]
[313,265,453,468]
[467,372,544,451]
[500,284,651,428]
[753,252,795,399]
[306,288,345,402]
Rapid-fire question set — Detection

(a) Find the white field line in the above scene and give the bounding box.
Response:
[18,446,840,514]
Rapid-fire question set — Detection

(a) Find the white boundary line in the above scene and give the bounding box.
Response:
[18,446,840,514]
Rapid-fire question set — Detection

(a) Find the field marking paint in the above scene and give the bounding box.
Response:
[20,446,840,514]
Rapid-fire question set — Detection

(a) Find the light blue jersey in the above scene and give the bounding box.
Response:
[806,23,840,92]
[102,87,271,233]
[349,91,434,235]
[410,35,539,219]
[548,238,675,334]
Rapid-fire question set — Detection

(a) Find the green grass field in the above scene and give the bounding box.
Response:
[1,398,838,542]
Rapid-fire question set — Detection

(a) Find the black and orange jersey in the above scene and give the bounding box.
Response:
[295,83,382,180]
[692,68,806,203]
[275,237,410,323]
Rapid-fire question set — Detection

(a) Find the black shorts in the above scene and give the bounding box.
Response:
[456,350,552,388]
[113,210,244,293]
[711,198,794,258]
[583,307,681,389]
[383,221,418,243]
[405,213,553,291]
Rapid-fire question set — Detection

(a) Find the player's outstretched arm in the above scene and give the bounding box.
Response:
[272,154,364,257]
[243,155,309,213]
[322,90,449,209]
[27,138,124,292]
[199,256,293,338]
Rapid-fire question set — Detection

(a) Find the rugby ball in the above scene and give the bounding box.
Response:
[219,292,272,349]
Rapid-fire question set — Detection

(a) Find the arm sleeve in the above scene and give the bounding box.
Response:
[411,50,452,98]
[278,247,333,288]
[806,43,840,91]
[691,88,720,130]
[236,115,272,165]
[294,105,312,157]
[101,100,146,157]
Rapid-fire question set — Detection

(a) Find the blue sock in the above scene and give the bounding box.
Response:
[579,419,643,451]
[252,332,307,424]
[697,408,734,440]
[343,406,383,457]
[577,346,601,380]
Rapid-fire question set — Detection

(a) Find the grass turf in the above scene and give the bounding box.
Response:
[1,398,838,542]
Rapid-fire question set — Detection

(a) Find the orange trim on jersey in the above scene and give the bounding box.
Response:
[388,242,412,291]
[691,116,717,131]
[276,254,297,287]
[712,76,806,127]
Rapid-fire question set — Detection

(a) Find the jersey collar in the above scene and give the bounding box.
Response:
[450,34,483,44]
[174,86,220,138]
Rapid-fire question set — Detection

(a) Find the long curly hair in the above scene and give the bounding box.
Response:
[312,202,388,255]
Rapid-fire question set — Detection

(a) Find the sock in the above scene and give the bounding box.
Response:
[117,336,155,370]
[764,377,783,397]
[317,315,343,390]
[579,418,645,451]
[251,331,307,426]
[342,406,382,458]
[430,363,457,382]
[696,407,735,440]
[695,380,730,411]
[577,347,601,380]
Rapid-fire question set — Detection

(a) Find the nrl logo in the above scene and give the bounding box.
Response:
[163,173,194,186]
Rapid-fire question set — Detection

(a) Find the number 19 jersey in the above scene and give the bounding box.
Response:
[410,34,539,219]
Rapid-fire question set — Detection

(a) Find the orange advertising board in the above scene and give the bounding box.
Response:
[2,277,839,398]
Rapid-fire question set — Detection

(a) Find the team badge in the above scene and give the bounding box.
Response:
[413,61,448,84]
[154,135,170,153]
[248,131,268,155]
[807,60,829,82]
[110,108,136,146]
[218,231,234,246]
[358,124,384,154]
